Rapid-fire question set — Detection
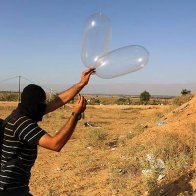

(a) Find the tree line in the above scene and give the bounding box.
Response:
[0,89,192,106]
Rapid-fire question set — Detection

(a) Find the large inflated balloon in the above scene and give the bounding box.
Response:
[95,45,149,79]
[81,12,112,68]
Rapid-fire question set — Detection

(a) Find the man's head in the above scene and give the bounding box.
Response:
[19,84,47,122]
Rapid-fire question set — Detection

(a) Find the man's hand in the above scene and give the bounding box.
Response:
[72,95,87,114]
[80,68,95,86]
[38,95,87,152]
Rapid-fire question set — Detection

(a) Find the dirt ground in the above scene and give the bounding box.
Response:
[0,96,195,196]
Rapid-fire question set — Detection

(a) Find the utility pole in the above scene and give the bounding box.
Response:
[18,76,21,102]
[49,88,52,102]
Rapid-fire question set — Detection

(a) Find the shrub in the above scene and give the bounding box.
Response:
[0,92,19,101]
[88,98,101,105]
[173,94,193,106]
[115,97,130,105]
[86,129,107,147]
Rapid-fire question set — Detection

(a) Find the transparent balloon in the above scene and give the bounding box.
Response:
[81,12,112,68]
[95,45,149,79]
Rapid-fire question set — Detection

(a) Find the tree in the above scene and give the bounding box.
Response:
[140,91,151,104]
[181,89,191,96]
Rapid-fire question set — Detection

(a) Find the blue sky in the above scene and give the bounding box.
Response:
[0,0,196,92]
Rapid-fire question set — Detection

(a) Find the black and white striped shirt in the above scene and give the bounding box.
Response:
[0,114,46,191]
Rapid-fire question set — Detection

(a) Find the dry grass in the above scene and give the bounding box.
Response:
[0,97,195,196]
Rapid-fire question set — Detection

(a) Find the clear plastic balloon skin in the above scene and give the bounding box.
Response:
[95,45,149,79]
[81,12,112,68]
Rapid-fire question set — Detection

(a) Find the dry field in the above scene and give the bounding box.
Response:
[0,95,195,196]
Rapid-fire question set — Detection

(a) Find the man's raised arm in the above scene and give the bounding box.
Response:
[45,68,95,114]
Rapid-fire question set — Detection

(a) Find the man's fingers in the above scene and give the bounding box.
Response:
[79,96,84,104]
[77,95,82,104]
[83,68,95,75]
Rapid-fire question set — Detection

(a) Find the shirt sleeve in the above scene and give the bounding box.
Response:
[15,117,46,145]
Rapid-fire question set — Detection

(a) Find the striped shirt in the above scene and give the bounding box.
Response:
[0,114,46,191]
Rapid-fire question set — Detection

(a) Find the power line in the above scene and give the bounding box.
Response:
[21,76,57,95]
[20,76,35,84]
[0,75,58,96]
[0,76,19,83]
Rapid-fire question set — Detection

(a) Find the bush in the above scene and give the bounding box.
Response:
[0,92,19,101]
[86,129,107,147]
[173,94,193,106]
[115,98,130,105]
[88,98,101,105]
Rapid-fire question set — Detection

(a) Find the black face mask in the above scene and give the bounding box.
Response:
[17,84,47,122]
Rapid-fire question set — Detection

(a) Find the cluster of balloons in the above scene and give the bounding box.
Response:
[81,12,149,79]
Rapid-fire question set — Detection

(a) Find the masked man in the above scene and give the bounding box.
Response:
[0,68,94,196]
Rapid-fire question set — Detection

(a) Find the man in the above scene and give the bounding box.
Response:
[0,68,95,196]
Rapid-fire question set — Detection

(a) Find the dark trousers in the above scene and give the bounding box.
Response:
[0,189,32,196]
